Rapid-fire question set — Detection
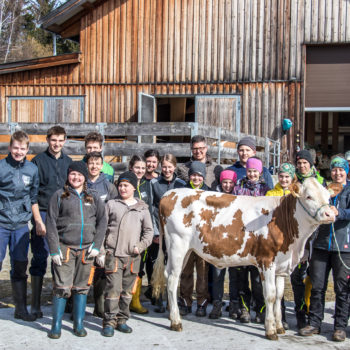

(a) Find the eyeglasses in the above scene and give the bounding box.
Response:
[192,147,206,152]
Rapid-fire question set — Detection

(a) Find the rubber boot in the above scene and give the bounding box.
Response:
[130,278,148,314]
[73,293,87,337]
[48,296,67,339]
[304,276,312,314]
[11,280,36,322]
[93,276,106,318]
[296,310,307,330]
[30,275,43,318]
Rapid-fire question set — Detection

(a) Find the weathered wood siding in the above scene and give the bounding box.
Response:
[0,0,350,152]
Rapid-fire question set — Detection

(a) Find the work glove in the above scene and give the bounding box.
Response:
[87,244,99,258]
[52,251,63,266]
[95,254,105,267]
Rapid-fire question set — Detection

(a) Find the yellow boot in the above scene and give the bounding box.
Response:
[130,278,148,314]
[304,275,312,314]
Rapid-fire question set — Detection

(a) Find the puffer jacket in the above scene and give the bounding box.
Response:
[103,198,153,257]
[87,173,118,202]
[266,183,291,197]
[233,177,270,197]
[46,187,107,255]
[314,184,350,253]
[150,174,186,235]
[0,153,39,230]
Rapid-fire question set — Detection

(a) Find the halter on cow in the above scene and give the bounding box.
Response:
[152,177,335,340]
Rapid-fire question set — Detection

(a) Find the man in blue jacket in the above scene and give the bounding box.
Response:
[29,125,72,318]
[0,131,40,321]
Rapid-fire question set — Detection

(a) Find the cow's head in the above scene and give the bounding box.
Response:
[290,177,335,224]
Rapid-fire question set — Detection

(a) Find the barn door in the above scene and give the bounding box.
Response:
[138,92,156,143]
[195,95,241,134]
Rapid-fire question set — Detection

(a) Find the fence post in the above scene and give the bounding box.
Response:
[189,122,199,138]
[265,137,270,170]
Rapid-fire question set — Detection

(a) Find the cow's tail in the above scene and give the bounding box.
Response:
[151,213,167,299]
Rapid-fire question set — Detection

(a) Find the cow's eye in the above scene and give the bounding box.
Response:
[306,196,312,200]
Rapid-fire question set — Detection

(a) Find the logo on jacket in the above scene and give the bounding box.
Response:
[22,175,31,186]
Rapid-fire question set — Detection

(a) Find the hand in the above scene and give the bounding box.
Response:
[95,255,105,267]
[35,221,46,236]
[152,236,160,244]
[133,246,140,255]
[52,251,63,266]
[300,249,309,264]
[87,244,99,258]
[330,206,339,216]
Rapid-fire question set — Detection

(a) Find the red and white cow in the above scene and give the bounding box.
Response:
[152,177,335,340]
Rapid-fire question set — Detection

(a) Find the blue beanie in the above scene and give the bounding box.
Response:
[330,157,349,175]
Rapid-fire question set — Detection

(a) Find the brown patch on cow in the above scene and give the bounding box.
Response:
[200,208,220,225]
[183,211,195,227]
[260,272,265,281]
[198,209,246,259]
[240,195,299,269]
[261,208,269,216]
[181,192,202,208]
[159,192,178,222]
[205,194,235,209]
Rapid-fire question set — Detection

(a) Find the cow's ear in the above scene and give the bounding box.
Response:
[289,182,300,198]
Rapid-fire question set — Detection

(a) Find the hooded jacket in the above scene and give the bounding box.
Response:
[46,187,107,256]
[103,198,153,257]
[87,173,118,203]
[233,177,270,197]
[0,153,39,230]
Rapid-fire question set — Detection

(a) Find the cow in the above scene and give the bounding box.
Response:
[151,177,335,340]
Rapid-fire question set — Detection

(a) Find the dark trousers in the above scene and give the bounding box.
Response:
[237,266,265,313]
[29,211,49,277]
[309,248,350,330]
[0,225,30,281]
[145,242,160,284]
[290,261,308,312]
[211,266,239,303]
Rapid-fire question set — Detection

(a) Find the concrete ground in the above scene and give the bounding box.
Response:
[0,300,348,350]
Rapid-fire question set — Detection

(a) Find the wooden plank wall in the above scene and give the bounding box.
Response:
[0,0,350,154]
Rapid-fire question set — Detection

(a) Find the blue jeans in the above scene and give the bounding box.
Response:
[29,211,49,277]
[0,225,30,281]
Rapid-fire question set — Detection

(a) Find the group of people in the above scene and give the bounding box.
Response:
[0,128,350,343]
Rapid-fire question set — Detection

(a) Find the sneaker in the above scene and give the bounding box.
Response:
[196,305,207,317]
[239,308,251,323]
[332,329,346,342]
[209,300,222,319]
[299,325,320,336]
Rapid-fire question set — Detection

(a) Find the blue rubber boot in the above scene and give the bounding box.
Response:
[102,325,115,337]
[48,296,67,339]
[73,293,87,337]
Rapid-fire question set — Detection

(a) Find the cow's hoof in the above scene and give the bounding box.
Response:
[277,327,285,335]
[266,333,278,341]
[170,323,183,332]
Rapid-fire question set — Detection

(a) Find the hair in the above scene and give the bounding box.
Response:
[61,181,93,204]
[84,132,104,147]
[10,130,30,147]
[144,149,161,162]
[86,151,103,163]
[129,154,146,170]
[161,153,177,167]
[190,135,206,148]
[47,125,67,139]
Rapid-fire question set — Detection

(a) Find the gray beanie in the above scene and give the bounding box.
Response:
[237,136,256,152]
[188,161,206,178]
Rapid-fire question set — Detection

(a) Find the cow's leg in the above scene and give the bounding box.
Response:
[262,268,278,340]
[275,275,285,334]
[166,236,190,332]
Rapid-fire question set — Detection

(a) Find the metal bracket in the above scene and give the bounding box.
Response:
[9,122,18,134]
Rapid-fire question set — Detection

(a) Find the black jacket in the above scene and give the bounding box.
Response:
[314,185,350,253]
[32,149,72,211]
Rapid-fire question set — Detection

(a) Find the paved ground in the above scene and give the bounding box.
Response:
[0,300,348,350]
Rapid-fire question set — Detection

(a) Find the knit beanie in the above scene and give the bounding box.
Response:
[295,150,313,167]
[117,171,138,190]
[246,157,263,174]
[68,161,88,181]
[237,136,256,152]
[219,170,237,184]
[278,163,296,179]
[330,156,349,175]
[188,161,206,178]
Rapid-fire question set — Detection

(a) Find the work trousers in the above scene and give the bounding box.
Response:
[103,254,140,327]
[0,225,30,281]
[52,245,95,298]
[309,248,350,330]
[180,251,209,307]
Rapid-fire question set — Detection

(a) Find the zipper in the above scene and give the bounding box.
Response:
[79,193,84,249]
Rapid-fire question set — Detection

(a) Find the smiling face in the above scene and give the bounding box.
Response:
[87,157,103,178]
[130,160,146,180]
[296,159,311,175]
[191,141,207,162]
[68,171,85,192]
[278,172,293,189]
[145,156,159,175]
[238,145,256,165]
[86,141,102,154]
[247,168,260,182]
[331,167,347,185]
[9,140,29,162]
[118,181,135,200]
[189,173,204,188]
[162,160,176,181]
[221,179,234,193]
[47,134,66,156]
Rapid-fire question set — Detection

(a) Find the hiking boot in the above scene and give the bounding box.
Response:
[196,305,207,317]
[332,329,346,342]
[296,310,307,330]
[228,301,240,320]
[299,325,320,336]
[179,302,191,316]
[239,308,251,323]
[209,300,222,319]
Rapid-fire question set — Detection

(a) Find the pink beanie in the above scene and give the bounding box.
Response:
[246,157,263,174]
[220,170,237,184]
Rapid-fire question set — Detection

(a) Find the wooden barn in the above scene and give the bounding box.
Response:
[0,0,350,161]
